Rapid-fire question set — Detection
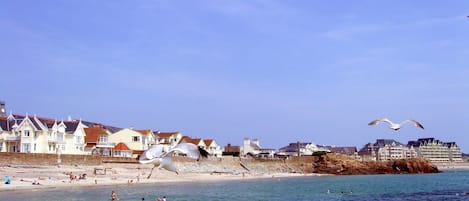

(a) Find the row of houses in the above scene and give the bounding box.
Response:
[0,102,464,162]
[247,138,463,163]
[0,113,223,158]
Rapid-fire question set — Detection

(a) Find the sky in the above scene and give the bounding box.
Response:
[1,1,469,152]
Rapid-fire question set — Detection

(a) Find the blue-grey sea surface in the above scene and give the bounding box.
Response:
[2,170,469,201]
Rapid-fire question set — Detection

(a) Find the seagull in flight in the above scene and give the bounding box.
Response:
[368,118,424,131]
[139,143,209,179]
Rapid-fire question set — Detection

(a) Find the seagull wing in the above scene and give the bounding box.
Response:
[160,154,178,173]
[163,143,209,160]
[139,145,165,163]
[401,120,424,129]
[368,118,393,126]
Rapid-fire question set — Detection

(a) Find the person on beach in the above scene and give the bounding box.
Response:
[111,190,118,201]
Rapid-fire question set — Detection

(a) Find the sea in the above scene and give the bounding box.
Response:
[2,170,469,201]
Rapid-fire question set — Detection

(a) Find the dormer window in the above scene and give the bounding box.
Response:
[23,130,30,137]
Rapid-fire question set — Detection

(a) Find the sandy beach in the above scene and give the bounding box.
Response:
[0,162,320,192]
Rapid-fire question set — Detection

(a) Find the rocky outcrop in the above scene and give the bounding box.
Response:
[309,153,439,175]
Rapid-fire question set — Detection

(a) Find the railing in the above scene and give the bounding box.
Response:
[97,142,116,147]
[5,136,20,141]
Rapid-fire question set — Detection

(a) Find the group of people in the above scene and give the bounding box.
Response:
[112,191,167,201]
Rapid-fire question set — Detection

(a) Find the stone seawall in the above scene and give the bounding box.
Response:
[0,153,439,175]
[0,153,128,166]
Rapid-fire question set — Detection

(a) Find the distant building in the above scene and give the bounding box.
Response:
[278,142,330,156]
[324,146,358,156]
[408,138,463,162]
[223,143,240,156]
[359,138,463,162]
[358,139,418,161]
[241,138,276,158]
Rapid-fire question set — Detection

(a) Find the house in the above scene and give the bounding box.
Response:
[44,119,88,155]
[155,131,183,153]
[178,136,222,157]
[109,128,155,153]
[204,139,223,157]
[241,138,276,158]
[0,115,21,152]
[156,131,183,148]
[84,126,114,156]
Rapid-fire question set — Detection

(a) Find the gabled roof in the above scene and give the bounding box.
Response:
[178,136,193,144]
[136,129,152,135]
[44,120,57,129]
[374,139,404,148]
[63,121,80,132]
[114,143,131,151]
[84,127,108,143]
[204,139,214,146]
[190,138,204,145]
[157,131,180,138]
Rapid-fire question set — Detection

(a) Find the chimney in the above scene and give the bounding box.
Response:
[0,101,6,117]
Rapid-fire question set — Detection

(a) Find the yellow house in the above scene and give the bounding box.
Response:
[109,128,155,152]
[15,115,50,153]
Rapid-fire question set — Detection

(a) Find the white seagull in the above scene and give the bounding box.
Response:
[368,118,424,131]
[139,143,209,179]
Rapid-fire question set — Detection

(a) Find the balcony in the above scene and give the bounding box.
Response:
[5,136,20,141]
[97,141,116,148]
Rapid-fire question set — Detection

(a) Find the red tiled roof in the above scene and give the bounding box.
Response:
[178,136,192,144]
[114,142,131,151]
[204,139,214,146]
[191,138,203,145]
[157,131,180,138]
[84,127,108,143]
[136,129,152,135]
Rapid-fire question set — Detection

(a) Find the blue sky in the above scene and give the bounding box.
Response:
[1,1,469,152]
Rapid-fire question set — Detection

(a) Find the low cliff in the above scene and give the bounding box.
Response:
[308,153,440,175]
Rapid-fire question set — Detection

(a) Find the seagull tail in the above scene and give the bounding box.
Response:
[198,147,209,159]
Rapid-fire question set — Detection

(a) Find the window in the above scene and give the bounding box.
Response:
[23,130,30,137]
[132,136,140,142]
[99,135,108,143]
[75,136,83,144]
[22,143,31,152]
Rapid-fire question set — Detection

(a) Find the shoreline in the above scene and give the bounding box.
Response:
[2,161,468,192]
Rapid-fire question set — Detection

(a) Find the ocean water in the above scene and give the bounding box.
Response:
[2,171,469,201]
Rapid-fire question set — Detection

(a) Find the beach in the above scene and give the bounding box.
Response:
[0,161,317,192]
